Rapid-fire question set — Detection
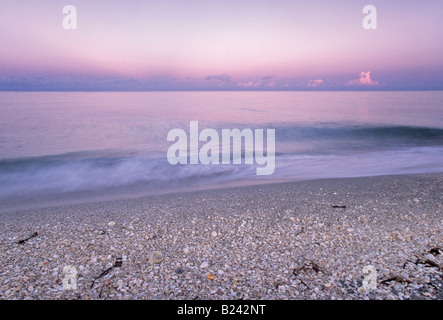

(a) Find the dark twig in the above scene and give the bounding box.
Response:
[90,266,113,289]
[17,232,39,244]
[90,258,123,289]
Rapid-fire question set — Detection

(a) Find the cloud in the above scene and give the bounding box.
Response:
[237,81,260,88]
[237,76,276,88]
[347,71,379,86]
[204,74,232,87]
[281,82,295,88]
[205,74,231,82]
[307,79,324,87]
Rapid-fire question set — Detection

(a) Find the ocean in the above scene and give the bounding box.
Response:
[1,91,442,211]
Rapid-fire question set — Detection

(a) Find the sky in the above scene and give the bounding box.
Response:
[1,0,443,91]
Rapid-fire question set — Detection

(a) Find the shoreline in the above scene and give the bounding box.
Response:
[0,173,442,300]
[1,171,441,214]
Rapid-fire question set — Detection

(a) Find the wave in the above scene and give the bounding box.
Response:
[277,124,443,142]
[1,124,443,209]
[275,124,443,153]
[0,151,256,200]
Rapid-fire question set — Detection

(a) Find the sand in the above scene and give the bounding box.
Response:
[0,173,442,300]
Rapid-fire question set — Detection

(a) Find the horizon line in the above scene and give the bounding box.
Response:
[2,89,443,93]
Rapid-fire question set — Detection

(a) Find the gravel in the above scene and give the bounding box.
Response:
[0,173,442,300]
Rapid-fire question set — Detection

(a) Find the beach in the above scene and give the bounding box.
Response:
[2,0,443,306]
[0,173,442,300]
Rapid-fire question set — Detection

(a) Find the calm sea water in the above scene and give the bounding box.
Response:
[1,91,442,210]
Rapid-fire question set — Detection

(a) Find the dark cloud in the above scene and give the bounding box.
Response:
[205,74,231,82]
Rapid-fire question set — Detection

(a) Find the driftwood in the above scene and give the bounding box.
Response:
[415,256,442,270]
[380,275,412,285]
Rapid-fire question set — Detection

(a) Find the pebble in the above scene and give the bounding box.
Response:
[0,173,441,300]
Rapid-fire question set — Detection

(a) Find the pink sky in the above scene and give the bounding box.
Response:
[1,0,443,90]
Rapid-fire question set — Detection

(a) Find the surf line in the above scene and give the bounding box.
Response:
[167,121,275,175]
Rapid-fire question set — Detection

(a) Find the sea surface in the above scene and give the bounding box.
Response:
[1,91,442,211]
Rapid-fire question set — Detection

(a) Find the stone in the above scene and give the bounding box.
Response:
[175,268,185,274]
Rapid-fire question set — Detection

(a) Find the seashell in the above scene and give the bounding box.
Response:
[149,251,164,265]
